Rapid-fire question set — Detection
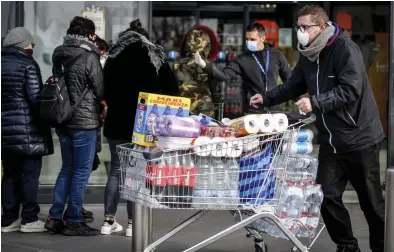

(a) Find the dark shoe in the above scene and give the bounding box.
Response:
[62,222,99,236]
[63,208,94,223]
[337,244,361,252]
[82,207,93,217]
[82,207,94,223]
[45,218,64,233]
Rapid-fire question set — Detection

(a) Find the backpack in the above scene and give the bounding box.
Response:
[39,52,89,127]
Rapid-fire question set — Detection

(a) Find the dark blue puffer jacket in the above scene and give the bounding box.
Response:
[1,46,54,156]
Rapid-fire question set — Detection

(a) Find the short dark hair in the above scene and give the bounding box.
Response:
[246,22,265,35]
[297,5,329,24]
[128,19,150,39]
[67,16,95,37]
[95,36,109,52]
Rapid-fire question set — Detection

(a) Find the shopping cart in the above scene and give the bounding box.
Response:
[118,114,325,252]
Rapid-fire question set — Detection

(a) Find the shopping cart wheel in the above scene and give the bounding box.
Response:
[254,239,268,252]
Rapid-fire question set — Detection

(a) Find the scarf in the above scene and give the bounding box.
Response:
[108,30,165,74]
[63,34,101,55]
[297,24,335,62]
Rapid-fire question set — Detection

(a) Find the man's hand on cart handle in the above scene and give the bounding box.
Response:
[194,51,207,68]
[295,97,312,115]
[250,94,263,108]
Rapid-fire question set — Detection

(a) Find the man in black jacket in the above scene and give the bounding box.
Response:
[251,5,384,252]
[1,27,54,233]
[195,22,292,113]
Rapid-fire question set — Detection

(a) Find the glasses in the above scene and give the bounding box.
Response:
[294,24,321,33]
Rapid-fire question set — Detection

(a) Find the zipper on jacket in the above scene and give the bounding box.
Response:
[316,56,337,153]
[344,107,357,126]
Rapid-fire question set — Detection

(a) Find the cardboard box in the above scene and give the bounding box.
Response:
[132,92,191,147]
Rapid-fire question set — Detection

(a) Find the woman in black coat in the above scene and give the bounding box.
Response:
[1,27,54,233]
[100,19,179,237]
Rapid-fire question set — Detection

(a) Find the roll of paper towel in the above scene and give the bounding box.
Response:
[243,138,260,152]
[259,114,275,133]
[211,137,228,157]
[227,139,244,157]
[272,113,289,132]
[230,115,260,136]
[282,142,313,155]
[193,137,213,157]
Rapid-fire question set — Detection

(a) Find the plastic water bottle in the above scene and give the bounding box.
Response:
[193,157,211,209]
[181,153,196,207]
[212,157,226,208]
[226,158,240,206]
[167,152,182,208]
[151,157,168,203]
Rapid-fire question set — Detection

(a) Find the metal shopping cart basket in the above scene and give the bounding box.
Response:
[118,114,325,252]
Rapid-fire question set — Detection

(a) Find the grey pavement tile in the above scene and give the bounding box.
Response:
[2,204,370,252]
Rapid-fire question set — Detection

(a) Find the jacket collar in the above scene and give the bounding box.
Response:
[108,30,165,74]
[1,46,32,58]
[326,22,340,46]
[63,34,100,55]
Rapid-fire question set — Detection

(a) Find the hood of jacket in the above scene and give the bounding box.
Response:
[179,25,220,62]
[52,34,100,67]
[107,30,165,74]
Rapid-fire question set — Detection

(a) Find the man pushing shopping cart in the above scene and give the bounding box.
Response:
[250,5,385,252]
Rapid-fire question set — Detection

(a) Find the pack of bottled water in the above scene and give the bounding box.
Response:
[254,128,324,239]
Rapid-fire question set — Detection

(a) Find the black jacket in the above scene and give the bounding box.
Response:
[52,35,104,130]
[204,47,292,113]
[1,47,54,156]
[263,29,384,153]
[103,30,179,141]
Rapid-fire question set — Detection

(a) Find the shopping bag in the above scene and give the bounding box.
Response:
[238,143,276,205]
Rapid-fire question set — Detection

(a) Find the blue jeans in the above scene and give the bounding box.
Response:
[49,129,97,223]
[104,139,133,220]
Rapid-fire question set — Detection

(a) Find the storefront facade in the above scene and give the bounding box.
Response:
[1,1,392,204]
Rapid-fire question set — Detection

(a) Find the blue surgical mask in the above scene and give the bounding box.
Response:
[246,40,259,52]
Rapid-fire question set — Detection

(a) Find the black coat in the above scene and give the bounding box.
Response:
[103,30,179,141]
[263,29,384,153]
[1,47,54,156]
[204,47,292,113]
[52,35,104,130]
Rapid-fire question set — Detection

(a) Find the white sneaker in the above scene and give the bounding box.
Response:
[20,220,47,233]
[1,219,21,233]
[100,220,123,235]
[126,221,132,237]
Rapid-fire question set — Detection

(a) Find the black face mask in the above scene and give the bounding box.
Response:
[25,49,33,56]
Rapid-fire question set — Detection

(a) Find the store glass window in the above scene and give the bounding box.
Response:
[23,1,149,185]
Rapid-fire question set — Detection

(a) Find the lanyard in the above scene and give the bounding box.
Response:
[252,50,270,91]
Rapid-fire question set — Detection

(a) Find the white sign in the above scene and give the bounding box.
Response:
[279,28,292,48]
[81,6,106,39]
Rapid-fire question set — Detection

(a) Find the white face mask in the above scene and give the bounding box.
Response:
[246,40,259,52]
[297,27,320,47]
[297,29,310,47]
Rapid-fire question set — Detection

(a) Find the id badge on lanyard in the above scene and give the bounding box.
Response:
[252,50,270,92]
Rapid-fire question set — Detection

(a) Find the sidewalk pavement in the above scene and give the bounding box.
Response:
[2,204,371,252]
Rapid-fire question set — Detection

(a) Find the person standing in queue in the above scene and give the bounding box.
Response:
[194,22,293,114]
[250,5,385,252]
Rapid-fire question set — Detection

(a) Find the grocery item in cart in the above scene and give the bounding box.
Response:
[167,152,183,207]
[228,115,260,136]
[285,128,314,143]
[211,137,228,157]
[238,143,276,205]
[193,137,214,157]
[200,125,238,138]
[193,156,213,208]
[132,92,191,147]
[153,115,200,138]
[282,142,313,155]
[226,139,244,158]
[272,113,289,132]
[180,153,196,207]
[258,114,275,133]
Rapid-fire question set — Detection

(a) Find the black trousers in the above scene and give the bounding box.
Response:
[1,155,42,226]
[317,143,385,251]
